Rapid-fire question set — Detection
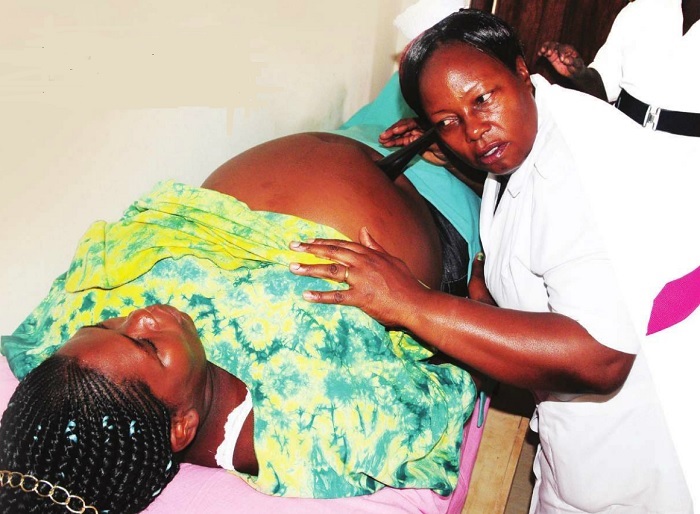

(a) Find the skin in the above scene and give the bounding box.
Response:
[379,117,487,196]
[52,132,451,475]
[380,118,450,167]
[290,42,636,395]
[203,132,443,288]
[537,42,607,101]
[379,43,539,189]
[419,43,538,176]
[58,304,259,474]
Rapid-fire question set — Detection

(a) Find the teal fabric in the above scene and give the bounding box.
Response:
[333,72,482,279]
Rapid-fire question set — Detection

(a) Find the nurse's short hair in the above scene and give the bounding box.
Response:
[399,8,526,124]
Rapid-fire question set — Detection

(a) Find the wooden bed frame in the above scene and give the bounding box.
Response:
[463,384,536,514]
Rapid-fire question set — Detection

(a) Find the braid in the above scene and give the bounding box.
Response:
[0,355,179,513]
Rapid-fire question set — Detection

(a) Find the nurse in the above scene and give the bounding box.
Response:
[290,9,693,514]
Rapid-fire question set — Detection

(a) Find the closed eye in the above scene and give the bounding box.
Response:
[138,337,158,353]
[125,335,159,358]
[82,322,107,329]
[83,323,160,361]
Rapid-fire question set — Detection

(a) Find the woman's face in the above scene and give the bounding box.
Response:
[419,42,538,175]
[58,304,207,413]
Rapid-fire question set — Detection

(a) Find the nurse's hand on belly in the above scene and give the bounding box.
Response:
[289,227,636,395]
[289,227,427,328]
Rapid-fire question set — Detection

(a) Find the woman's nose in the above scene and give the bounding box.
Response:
[123,308,159,331]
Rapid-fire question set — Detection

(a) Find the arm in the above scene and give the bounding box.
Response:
[537,42,607,101]
[290,229,634,395]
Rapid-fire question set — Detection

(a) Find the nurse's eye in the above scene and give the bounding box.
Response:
[475,92,493,105]
[437,117,458,130]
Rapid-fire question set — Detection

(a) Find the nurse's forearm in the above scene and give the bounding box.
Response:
[401,288,633,394]
[569,67,607,102]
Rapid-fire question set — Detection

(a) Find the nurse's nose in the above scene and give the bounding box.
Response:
[466,116,489,142]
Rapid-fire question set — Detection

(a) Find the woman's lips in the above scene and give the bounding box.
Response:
[477,142,508,166]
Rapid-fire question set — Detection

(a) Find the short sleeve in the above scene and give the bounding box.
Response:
[589,3,633,103]
[530,148,640,355]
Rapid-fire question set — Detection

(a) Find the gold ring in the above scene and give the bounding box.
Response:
[344,266,350,282]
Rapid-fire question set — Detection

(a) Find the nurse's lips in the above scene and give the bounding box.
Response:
[477,142,508,166]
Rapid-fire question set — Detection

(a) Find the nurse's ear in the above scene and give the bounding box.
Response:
[514,56,533,89]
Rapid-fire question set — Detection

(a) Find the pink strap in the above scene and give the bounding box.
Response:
[647,265,700,335]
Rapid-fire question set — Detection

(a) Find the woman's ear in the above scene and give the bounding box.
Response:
[170,408,200,453]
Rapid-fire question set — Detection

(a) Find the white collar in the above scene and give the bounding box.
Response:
[490,74,553,199]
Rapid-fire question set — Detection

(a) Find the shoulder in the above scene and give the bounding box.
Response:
[612,0,675,27]
[533,125,575,182]
[529,79,580,182]
[533,78,641,171]
[525,107,600,247]
[529,133,590,243]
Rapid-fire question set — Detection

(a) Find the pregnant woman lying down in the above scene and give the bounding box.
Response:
[0,132,477,514]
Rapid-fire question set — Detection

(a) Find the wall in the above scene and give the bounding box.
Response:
[0,0,405,332]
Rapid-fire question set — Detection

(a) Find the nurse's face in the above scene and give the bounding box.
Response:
[58,304,207,413]
[419,42,538,175]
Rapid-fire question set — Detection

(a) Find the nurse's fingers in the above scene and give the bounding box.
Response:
[358,227,386,253]
[289,261,351,284]
[289,238,374,262]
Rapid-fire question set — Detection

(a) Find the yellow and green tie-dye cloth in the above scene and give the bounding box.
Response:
[1,181,476,499]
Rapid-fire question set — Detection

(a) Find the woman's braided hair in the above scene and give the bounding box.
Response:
[0,354,179,513]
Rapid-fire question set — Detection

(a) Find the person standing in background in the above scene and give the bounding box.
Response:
[538,0,700,137]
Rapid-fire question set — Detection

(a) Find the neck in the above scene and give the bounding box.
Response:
[494,174,511,211]
[178,362,248,468]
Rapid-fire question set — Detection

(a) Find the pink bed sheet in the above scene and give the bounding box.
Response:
[0,356,487,513]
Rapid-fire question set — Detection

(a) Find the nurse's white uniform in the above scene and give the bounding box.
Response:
[479,75,692,513]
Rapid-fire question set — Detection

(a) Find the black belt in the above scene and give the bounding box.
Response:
[615,89,700,137]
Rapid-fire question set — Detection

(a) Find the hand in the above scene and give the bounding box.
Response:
[379,117,424,147]
[289,227,427,328]
[379,118,449,167]
[537,41,586,79]
[467,252,496,306]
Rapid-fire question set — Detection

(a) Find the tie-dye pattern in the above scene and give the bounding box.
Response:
[1,181,475,498]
